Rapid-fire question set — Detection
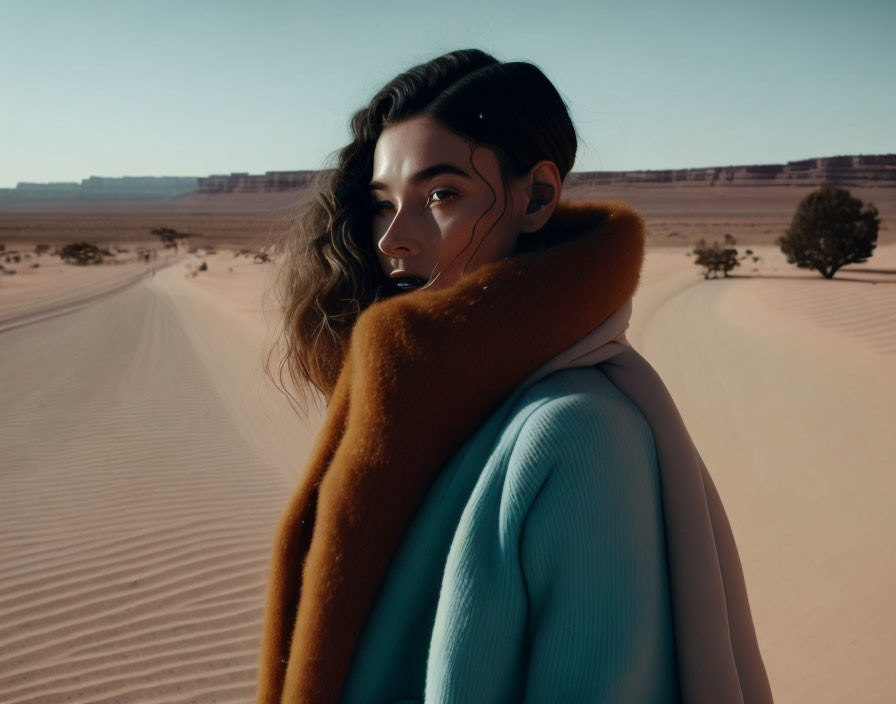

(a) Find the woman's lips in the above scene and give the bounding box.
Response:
[389,270,429,291]
[391,276,428,291]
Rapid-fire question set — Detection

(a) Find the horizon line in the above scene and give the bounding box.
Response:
[4,151,895,189]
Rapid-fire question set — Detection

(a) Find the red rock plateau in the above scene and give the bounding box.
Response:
[1,155,893,250]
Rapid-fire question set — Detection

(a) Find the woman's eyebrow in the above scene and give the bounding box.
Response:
[369,163,472,191]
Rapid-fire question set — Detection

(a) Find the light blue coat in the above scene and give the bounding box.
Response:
[340,365,681,703]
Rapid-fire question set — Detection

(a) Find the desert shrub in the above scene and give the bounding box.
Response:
[253,251,271,263]
[691,234,741,279]
[60,242,104,265]
[777,186,879,279]
[198,261,208,271]
[34,243,50,255]
[151,226,199,249]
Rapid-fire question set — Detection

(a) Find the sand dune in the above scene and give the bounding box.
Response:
[1,242,895,702]
[0,274,299,703]
[631,246,896,703]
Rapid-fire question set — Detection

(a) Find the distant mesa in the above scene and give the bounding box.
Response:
[566,154,896,188]
[0,176,198,202]
[197,170,318,194]
[199,156,896,193]
[3,155,894,202]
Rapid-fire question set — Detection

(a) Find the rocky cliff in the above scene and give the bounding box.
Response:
[196,156,895,194]
[567,154,896,188]
[8,155,892,202]
[0,176,199,201]
[197,170,318,194]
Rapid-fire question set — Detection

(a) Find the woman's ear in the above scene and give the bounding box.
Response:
[519,160,562,233]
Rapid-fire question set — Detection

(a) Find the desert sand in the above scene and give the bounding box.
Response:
[1,190,894,702]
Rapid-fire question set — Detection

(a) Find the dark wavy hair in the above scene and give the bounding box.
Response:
[268,48,577,416]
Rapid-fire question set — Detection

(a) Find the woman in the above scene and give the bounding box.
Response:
[258,49,773,703]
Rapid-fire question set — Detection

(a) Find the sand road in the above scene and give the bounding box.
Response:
[0,277,295,704]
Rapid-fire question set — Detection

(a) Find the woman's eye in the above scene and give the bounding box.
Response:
[427,189,456,206]
[372,191,455,213]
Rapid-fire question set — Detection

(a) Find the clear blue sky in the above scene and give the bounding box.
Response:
[1,0,893,188]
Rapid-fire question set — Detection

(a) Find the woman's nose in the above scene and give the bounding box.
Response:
[376,209,421,258]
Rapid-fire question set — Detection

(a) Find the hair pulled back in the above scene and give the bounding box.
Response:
[270,48,577,412]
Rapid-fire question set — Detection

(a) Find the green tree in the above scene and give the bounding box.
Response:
[777,186,879,279]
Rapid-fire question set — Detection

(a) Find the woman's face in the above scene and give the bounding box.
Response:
[370,114,527,293]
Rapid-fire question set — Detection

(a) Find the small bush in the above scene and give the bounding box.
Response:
[60,242,104,265]
[151,226,199,249]
[691,234,740,279]
[34,243,50,255]
[198,261,208,271]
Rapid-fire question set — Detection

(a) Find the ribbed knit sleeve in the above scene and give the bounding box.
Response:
[516,385,680,702]
[418,369,680,703]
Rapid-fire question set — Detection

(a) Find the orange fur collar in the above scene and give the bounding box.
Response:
[256,200,646,703]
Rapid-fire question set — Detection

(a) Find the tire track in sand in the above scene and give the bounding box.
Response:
[0,280,292,703]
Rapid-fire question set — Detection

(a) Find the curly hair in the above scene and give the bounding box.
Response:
[267,48,577,417]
